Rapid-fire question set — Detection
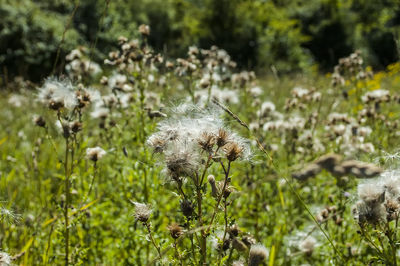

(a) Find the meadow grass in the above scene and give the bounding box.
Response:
[1,27,400,265]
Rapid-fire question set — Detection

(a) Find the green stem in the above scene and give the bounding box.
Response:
[64,138,70,265]
[145,222,161,258]
[206,162,231,235]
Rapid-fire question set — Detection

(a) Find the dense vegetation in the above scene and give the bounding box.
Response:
[1,22,400,265]
[1,0,400,82]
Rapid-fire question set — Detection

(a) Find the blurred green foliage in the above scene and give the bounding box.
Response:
[1,0,400,81]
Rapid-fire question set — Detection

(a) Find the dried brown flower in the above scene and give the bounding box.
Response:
[168,223,184,239]
[224,142,244,162]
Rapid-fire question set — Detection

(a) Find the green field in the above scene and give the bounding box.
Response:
[1,29,400,265]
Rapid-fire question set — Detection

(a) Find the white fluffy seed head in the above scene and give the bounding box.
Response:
[299,236,317,255]
[37,77,77,110]
[358,183,385,204]
[133,202,152,222]
[248,244,268,266]
[147,104,252,179]
[86,147,106,162]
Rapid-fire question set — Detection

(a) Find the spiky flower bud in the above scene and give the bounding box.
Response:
[208,175,219,198]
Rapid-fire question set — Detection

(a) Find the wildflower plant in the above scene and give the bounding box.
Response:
[352,170,400,265]
[147,103,251,263]
[35,77,102,264]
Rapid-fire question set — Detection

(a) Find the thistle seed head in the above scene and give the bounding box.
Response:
[33,115,46,128]
[198,132,216,152]
[86,147,106,162]
[248,244,268,266]
[133,202,152,223]
[216,128,229,148]
[224,142,244,162]
[167,223,184,239]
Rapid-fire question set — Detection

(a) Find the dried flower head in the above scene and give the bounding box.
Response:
[70,121,83,133]
[228,224,240,237]
[224,142,244,162]
[232,238,248,252]
[147,135,168,153]
[86,147,106,162]
[180,199,194,218]
[165,145,199,179]
[33,115,46,128]
[299,236,317,256]
[248,244,268,266]
[216,128,229,148]
[167,223,184,239]
[198,132,216,152]
[138,24,150,36]
[133,202,152,223]
[147,104,251,181]
[355,183,386,224]
[37,77,77,110]
[232,260,245,266]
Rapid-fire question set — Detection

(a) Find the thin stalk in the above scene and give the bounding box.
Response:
[196,184,206,264]
[145,222,161,258]
[44,223,55,266]
[206,162,231,234]
[359,226,385,259]
[218,198,229,264]
[83,162,97,204]
[52,0,80,75]
[173,239,183,266]
[64,138,70,266]
[196,154,213,264]
[384,223,397,266]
